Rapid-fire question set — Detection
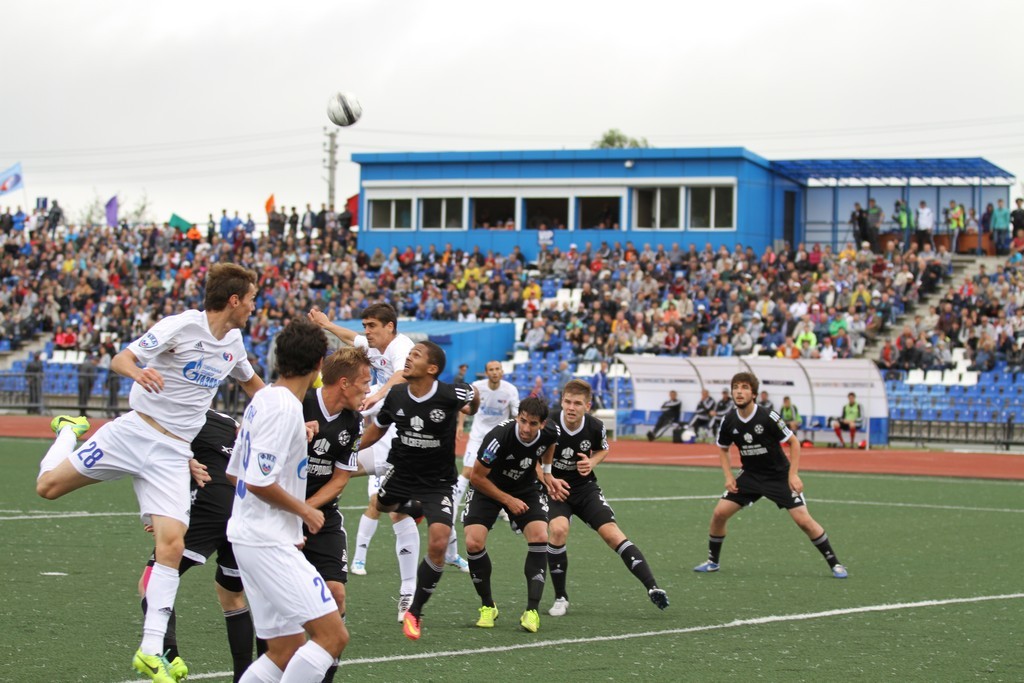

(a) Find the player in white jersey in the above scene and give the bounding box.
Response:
[454,360,520,521]
[227,318,348,683]
[36,263,265,683]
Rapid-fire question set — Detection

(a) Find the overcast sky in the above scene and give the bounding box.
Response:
[2,0,1021,225]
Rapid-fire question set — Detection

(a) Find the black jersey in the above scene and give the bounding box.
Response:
[715,397,734,415]
[375,379,474,489]
[477,418,560,493]
[716,405,794,476]
[302,387,362,505]
[191,410,238,488]
[694,396,716,418]
[549,410,609,488]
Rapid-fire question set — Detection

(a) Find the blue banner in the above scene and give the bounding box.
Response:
[0,163,23,196]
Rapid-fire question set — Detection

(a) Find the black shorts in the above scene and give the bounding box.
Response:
[377,467,455,527]
[461,485,548,532]
[182,483,237,574]
[302,508,348,584]
[722,470,806,510]
[548,481,616,530]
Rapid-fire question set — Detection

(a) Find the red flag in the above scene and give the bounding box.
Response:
[265,194,275,215]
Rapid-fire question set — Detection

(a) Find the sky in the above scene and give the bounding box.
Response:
[2,0,1022,226]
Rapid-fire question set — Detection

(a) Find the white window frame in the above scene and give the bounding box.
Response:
[366,196,414,231]
[686,184,737,232]
[418,196,465,231]
[632,186,684,231]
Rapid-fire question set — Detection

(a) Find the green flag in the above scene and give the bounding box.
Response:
[169,213,192,233]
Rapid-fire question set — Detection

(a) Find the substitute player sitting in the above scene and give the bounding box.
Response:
[462,397,560,633]
[694,371,848,579]
[227,319,348,682]
[543,379,669,617]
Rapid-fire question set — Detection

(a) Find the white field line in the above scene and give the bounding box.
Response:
[4,495,1023,522]
[115,592,1024,682]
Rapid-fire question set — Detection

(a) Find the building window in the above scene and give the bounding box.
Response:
[524,197,568,230]
[635,187,681,229]
[369,199,412,230]
[689,186,734,229]
[578,197,621,230]
[420,198,463,229]
[472,197,515,229]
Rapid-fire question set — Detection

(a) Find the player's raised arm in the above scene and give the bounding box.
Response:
[309,306,358,346]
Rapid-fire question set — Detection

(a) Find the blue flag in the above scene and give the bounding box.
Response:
[0,163,23,196]
[105,196,118,227]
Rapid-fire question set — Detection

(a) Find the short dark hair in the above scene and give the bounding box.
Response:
[360,302,398,331]
[321,346,371,386]
[563,378,593,401]
[275,318,327,378]
[418,340,446,377]
[730,371,759,394]
[518,396,549,422]
[204,263,257,311]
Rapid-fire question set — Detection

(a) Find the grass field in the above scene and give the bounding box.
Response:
[2,436,1022,682]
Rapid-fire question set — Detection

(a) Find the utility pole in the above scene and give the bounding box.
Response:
[323,128,338,208]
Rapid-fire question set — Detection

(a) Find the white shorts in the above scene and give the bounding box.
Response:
[357,424,395,497]
[233,543,338,640]
[69,411,193,526]
[463,434,484,469]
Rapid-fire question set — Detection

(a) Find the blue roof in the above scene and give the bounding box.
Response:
[352,147,773,169]
[770,158,1014,185]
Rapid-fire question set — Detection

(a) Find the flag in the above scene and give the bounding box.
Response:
[168,213,192,233]
[0,163,23,196]
[265,194,275,215]
[105,196,118,227]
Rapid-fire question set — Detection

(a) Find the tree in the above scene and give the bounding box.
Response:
[592,128,650,149]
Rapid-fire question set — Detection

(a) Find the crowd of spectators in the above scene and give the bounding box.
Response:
[7,195,1021,380]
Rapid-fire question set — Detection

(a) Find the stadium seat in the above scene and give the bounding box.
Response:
[906,369,925,384]
[923,370,943,385]
[960,371,979,386]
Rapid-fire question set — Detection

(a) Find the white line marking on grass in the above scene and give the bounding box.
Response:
[810,498,1024,514]
[0,511,139,521]
[117,592,1024,682]
[39,572,67,576]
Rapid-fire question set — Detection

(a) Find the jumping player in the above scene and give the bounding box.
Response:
[360,341,480,640]
[542,379,669,617]
[300,347,371,683]
[462,397,559,633]
[36,263,264,682]
[227,318,348,682]
[693,371,848,578]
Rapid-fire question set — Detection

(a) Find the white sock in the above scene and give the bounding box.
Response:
[453,474,469,507]
[393,516,419,595]
[445,526,459,563]
[354,514,378,565]
[38,427,76,478]
[239,654,283,683]
[140,563,180,655]
[281,640,334,683]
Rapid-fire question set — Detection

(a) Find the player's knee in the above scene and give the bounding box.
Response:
[155,535,185,562]
[465,535,485,554]
[548,524,568,546]
[325,623,349,656]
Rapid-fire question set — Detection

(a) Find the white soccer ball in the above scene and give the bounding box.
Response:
[326,91,362,127]
[681,428,696,444]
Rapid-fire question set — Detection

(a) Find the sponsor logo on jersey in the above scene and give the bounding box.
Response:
[579,439,591,452]
[429,409,446,423]
[313,437,330,456]
[410,415,424,432]
[223,352,233,362]
[258,452,277,475]
[297,457,308,480]
[138,332,158,349]
[480,438,500,465]
[536,445,546,456]
[519,457,533,470]
[183,358,223,388]
[337,430,351,446]
[743,433,753,443]
[754,424,764,434]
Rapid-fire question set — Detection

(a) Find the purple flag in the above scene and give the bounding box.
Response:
[105,196,118,227]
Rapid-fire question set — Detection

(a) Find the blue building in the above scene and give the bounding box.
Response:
[351,148,1014,260]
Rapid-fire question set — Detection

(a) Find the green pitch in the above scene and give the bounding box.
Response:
[2,437,1022,682]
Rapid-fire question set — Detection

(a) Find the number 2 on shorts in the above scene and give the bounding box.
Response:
[312,576,331,603]
[76,441,104,469]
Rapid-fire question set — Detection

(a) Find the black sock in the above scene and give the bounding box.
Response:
[139,597,178,660]
[525,543,548,611]
[409,556,445,616]
[224,607,255,682]
[467,549,494,607]
[322,664,338,683]
[547,543,568,600]
[255,637,268,657]
[615,539,657,591]
[709,534,725,564]
[811,532,839,568]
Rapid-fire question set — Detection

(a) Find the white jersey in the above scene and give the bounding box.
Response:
[127,309,254,441]
[226,385,309,547]
[468,379,520,440]
[354,332,414,417]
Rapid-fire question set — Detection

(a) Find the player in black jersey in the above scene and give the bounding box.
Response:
[462,397,560,633]
[301,347,371,683]
[693,371,848,579]
[138,410,264,683]
[360,341,479,641]
[543,379,669,617]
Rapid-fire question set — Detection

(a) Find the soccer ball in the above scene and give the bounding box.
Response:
[681,428,697,444]
[326,91,362,127]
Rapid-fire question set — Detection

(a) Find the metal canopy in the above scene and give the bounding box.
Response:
[771,157,1015,186]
